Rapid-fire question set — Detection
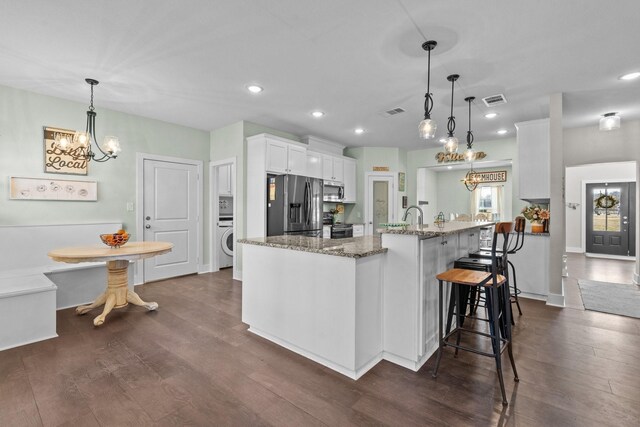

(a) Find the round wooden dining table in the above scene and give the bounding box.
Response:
[48,241,173,326]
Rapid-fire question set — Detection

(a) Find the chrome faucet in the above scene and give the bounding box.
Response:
[402,205,424,226]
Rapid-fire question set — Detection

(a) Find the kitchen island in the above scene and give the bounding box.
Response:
[240,222,490,379]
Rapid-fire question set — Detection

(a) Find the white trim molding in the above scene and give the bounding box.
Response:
[209,157,237,274]
[546,293,565,307]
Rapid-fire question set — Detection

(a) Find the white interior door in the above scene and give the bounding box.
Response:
[143,158,198,281]
[365,173,395,236]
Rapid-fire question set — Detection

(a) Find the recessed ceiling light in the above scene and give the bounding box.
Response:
[497,129,508,135]
[484,112,498,119]
[439,138,446,143]
[247,85,263,94]
[354,128,364,135]
[619,72,640,81]
[447,166,452,170]
[311,111,325,118]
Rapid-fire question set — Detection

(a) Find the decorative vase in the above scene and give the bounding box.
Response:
[531,221,544,233]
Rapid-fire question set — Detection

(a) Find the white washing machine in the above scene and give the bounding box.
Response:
[218,218,233,268]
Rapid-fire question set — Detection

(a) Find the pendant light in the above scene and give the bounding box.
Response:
[418,40,437,139]
[444,74,459,153]
[463,96,475,162]
[599,112,620,131]
[53,78,121,162]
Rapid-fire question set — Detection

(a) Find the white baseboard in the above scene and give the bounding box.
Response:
[546,292,565,307]
[566,247,583,253]
[198,264,211,274]
[585,253,636,261]
[519,292,547,301]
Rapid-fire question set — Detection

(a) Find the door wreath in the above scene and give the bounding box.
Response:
[594,193,618,209]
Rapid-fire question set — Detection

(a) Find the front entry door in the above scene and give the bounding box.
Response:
[143,159,199,281]
[586,182,636,256]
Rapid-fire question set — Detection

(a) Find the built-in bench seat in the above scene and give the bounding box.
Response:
[0,222,127,350]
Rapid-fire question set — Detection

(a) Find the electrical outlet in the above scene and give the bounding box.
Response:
[126,202,134,212]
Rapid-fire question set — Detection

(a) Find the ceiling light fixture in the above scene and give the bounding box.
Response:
[463,97,476,162]
[247,85,263,94]
[484,112,498,119]
[497,129,508,135]
[619,72,640,81]
[418,40,438,140]
[444,74,460,154]
[354,128,365,135]
[463,96,479,192]
[311,111,325,118]
[599,112,620,131]
[53,78,120,162]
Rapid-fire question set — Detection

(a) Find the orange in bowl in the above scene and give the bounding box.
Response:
[100,232,130,248]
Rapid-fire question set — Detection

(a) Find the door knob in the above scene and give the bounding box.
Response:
[145,224,151,229]
[623,221,628,225]
[146,216,151,220]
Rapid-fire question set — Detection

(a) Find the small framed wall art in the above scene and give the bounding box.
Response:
[43,126,88,175]
[10,176,97,201]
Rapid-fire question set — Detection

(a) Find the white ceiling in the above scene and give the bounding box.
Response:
[1,0,639,149]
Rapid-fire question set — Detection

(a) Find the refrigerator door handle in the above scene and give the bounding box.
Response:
[303,181,309,225]
[306,181,312,225]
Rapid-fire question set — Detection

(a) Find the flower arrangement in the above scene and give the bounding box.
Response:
[521,205,550,223]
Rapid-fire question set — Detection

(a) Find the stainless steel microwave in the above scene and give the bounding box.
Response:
[323,180,344,202]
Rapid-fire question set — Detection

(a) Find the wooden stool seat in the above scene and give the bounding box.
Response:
[436,268,506,286]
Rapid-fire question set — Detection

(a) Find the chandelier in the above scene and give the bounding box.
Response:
[418,40,437,139]
[53,78,121,162]
[443,74,459,154]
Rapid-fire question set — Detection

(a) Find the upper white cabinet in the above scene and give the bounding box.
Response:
[218,164,232,196]
[322,154,344,182]
[246,134,308,238]
[515,118,550,201]
[343,158,356,203]
[266,139,307,175]
[306,150,323,179]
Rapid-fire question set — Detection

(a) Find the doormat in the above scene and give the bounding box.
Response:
[578,279,640,319]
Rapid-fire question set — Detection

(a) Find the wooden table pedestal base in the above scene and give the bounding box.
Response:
[75,260,158,326]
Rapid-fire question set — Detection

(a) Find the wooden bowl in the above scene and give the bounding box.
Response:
[100,233,130,248]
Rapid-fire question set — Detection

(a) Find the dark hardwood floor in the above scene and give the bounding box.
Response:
[1,267,639,426]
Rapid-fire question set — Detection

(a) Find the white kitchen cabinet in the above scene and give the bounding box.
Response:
[343,158,356,203]
[217,164,232,196]
[323,225,331,239]
[322,154,344,182]
[516,118,550,201]
[266,139,307,175]
[352,224,364,237]
[247,133,309,239]
[306,150,323,179]
[509,234,550,298]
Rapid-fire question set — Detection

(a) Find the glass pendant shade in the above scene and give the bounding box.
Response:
[599,113,620,131]
[101,136,121,155]
[419,118,437,139]
[73,131,91,148]
[53,133,72,151]
[464,148,475,162]
[444,136,458,154]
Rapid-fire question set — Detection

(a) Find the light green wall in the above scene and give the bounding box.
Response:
[343,147,407,223]
[0,84,211,259]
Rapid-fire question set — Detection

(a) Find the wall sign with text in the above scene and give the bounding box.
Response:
[43,126,88,175]
[435,151,487,163]
[468,170,507,183]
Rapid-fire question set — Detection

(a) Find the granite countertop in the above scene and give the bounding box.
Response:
[378,221,494,237]
[238,235,387,259]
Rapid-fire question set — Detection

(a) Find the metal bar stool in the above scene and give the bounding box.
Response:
[433,222,519,406]
[467,216,526,318]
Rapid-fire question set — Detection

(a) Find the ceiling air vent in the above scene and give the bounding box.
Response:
[482,94,507,107]
[381,107,406,117]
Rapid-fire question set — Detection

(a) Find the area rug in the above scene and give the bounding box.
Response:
[578,279,640,319]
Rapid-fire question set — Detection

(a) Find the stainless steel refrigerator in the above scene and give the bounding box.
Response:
[267,174,323,237]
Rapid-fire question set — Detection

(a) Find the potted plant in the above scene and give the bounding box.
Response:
[521,205,550,233]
